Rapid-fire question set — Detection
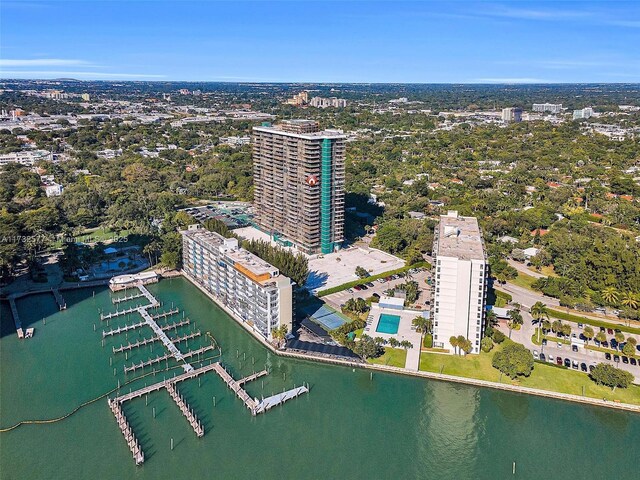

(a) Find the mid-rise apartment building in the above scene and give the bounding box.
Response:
[532,103,562,114]
[252,119,346,254]
[181,225,293,340]
[431,212,487,354]
[573,107,594,120]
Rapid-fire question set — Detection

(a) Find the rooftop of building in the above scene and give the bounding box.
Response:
[181,226,285,283]
[253,119,346,140]
[436,211,485,261]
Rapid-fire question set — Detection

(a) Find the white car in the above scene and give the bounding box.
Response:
[533,350,539,360]
[557,342,563,348]
[548,355,555,363]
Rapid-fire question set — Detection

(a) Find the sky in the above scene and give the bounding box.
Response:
[1,0,639,83]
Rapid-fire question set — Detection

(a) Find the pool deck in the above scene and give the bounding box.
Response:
[364,305,423,371]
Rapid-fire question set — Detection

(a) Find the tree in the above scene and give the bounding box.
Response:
[355,265,370,279]
[492,343,534,379]
[271,325,288,348]
[561,323,572,338]
[620,291,639,310]
[601,286,619,305]
[492,329,506,344]
[449,336,459,354]
[622,342,636,357]
[481,336,494,353]
[399,340,413,350]
[507,309,523,339]
[412,315,431,334]
[354,335,383,359]
[614,331,625,344]
[530,301,549,343]
[582,326,594,345]
[590,363,633,389]
[595,331,607,344]
[388,337,399,348]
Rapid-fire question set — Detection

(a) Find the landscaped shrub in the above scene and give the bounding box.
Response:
[424,333,433,348]
[492,329,506,344]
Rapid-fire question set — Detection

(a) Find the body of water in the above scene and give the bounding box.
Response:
[1,277,638,479]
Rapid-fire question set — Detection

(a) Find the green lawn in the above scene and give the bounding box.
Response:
[508,271,539,290]
[419,341,640,405]
[368,347,407,368]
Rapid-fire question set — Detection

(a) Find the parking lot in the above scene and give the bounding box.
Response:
[323,267,431,311]
[508,312,640,383]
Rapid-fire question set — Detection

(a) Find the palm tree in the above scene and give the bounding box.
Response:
[507,309,523,339]
[412,316,431,334]
[583,326,594,345]
[389,337,399,348]
[400,340,413,350]
[271,325,288,348]
[530,301,549,343]
[601,286,619,306]
[621,291,639,310]
[449,336,458,354]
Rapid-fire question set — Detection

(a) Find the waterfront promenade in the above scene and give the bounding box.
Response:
[183,270,640,414]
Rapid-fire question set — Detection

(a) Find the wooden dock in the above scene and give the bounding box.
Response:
[102,319,146,338]
[8,297,22,338]
[52,289,67,310]
[123,345,215,374]
[137,285,160,308]
[212,363,258,413]
[115,362,219,403]
[112,291,145,304]
[151,308,180,320]
[100,304,143,321]
[107,398,144,465]
[237,369,269,386]
[166,383,204,437]
[113,331,201,354]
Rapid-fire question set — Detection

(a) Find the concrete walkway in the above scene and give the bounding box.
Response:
[404,345,421,371]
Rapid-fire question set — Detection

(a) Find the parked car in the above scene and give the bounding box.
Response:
[366,282,375,288]
[572,345,578,352]
[548,354,554,363]
[580,363,587,372]
[599,327,606,332]
[557,342,563,348]
[594,340,601,347]
[578,323,584,329]
[607,328,614,335]
[602,341,609,348]
[622,356,629,364]
[542,339,547,346]
[556,357,563,366]
[533,350,539,360]
[347,288,354,293]
[572,360,579,369]
[589,364,596,373]
[630,358,637,366]
[610,339,618,349]
[605,352,612,360]
[613,355,620,362]
[354,285,362,291]
[540,353,546,362]
[564,358,571,368]
[360,285,368,290]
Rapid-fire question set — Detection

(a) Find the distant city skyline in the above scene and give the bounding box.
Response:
[1,1,639,83]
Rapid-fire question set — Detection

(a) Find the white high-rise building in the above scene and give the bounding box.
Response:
[573,107,594,120]
[181,225,293,340]
[532,103,562,114]
[431,211,487,354]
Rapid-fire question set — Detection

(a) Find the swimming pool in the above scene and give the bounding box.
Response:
[376,313,401,335]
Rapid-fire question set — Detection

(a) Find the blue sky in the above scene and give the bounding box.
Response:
[1,1,639,83]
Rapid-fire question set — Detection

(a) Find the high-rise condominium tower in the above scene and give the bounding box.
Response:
[252,120,345,254]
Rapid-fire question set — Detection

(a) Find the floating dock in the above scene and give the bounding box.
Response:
[237,369,269,386]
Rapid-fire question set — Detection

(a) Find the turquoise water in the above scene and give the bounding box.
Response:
[1,277,639,480]
[376,313,401,334]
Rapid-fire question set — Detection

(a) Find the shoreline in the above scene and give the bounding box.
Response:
[182,271,640,414]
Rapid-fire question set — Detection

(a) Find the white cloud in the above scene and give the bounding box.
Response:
[0,59,95,67]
